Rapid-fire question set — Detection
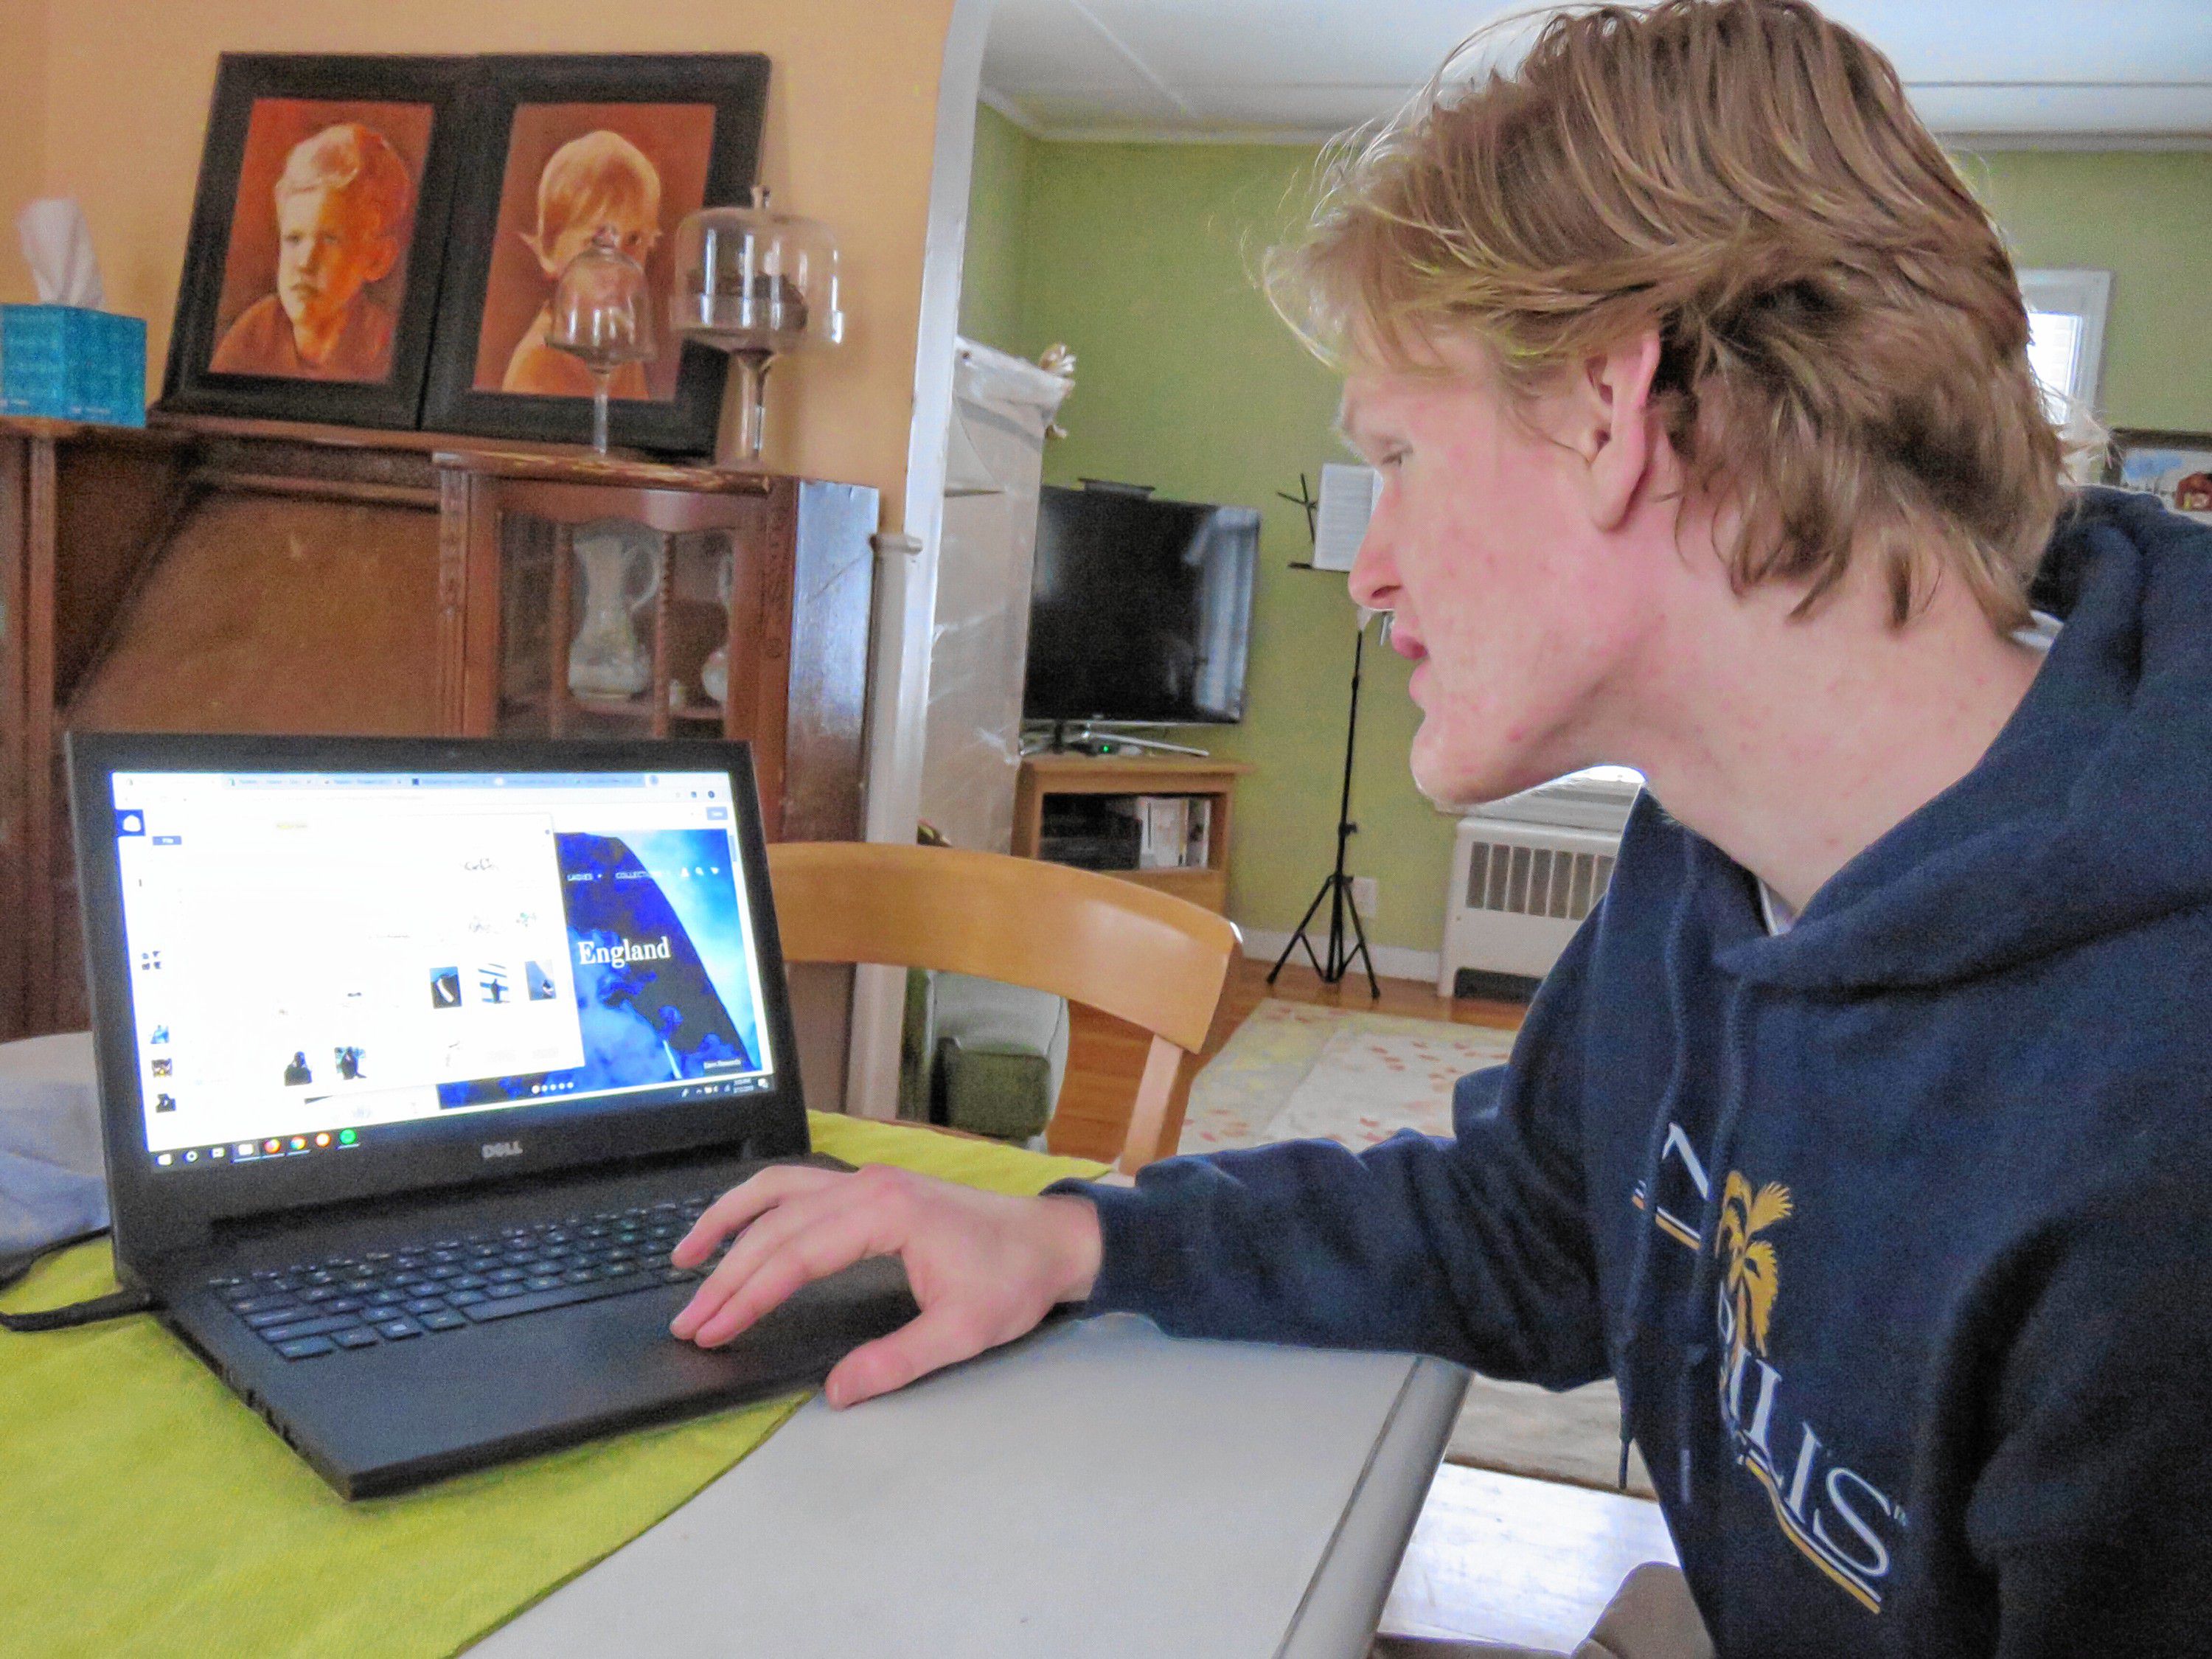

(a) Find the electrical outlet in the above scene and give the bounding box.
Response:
[1350,876,1380,917]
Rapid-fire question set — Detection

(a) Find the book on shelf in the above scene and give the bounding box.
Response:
[1185,798,1211,868]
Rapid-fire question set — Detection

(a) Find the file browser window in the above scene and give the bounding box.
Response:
[108,769,776,1161]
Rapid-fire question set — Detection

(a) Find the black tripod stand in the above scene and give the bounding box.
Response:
[1269,613,1381,998]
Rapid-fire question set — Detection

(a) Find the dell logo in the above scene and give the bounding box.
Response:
[481,1141,524,1160]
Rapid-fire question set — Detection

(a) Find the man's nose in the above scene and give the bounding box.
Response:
[1346,520,1399,613]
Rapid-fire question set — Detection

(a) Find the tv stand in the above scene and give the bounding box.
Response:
[1013,753,1252,915]
[1034,722,1211,759]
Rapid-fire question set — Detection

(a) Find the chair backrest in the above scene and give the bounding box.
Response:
[766,842,1240,1171]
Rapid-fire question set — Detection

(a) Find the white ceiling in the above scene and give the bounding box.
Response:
[981,0,2212,145]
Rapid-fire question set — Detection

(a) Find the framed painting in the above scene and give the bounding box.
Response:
[159,55,473,428]
[420,55,771,455]
[2105,429,2212,525]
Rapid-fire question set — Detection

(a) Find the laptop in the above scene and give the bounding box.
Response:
[66,730,917,1499]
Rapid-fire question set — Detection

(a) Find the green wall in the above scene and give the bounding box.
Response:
[1962,150,2212,431]
[964,131,2212,957]
[1006,142,1447,953]
[958,101,1035,352]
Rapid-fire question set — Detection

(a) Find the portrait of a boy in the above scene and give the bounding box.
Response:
[210,116,417,382]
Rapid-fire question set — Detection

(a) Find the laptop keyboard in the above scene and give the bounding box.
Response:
[208,1192,728,1360]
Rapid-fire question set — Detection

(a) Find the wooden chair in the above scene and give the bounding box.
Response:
[766,842,1240,1173]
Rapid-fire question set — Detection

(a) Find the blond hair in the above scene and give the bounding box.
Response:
[528,130,661,257]
[276,122,412,240]
[1268,0,2067,627]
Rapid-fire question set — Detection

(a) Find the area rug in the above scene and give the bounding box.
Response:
[1179,999,1657,1498]
[1178,998,1517,1152]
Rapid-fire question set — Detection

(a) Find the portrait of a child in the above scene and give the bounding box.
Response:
[467,101,714,406]
[499,130,664,397]
[210,120,414,382]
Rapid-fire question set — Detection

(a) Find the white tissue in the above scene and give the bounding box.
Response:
[17,198,103,310]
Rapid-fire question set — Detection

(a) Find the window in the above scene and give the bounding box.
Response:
[1470,765,1643,832]
[2019,268,2111,480]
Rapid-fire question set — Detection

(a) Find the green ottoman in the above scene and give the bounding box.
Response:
[898,969,1070,1144]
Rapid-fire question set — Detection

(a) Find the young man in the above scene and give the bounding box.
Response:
[668,3,2212,1652]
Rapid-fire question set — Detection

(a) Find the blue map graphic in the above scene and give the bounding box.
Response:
[438,830,763,1108]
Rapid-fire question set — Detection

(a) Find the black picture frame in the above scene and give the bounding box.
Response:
[420,55,771,456]
[159,55,474,428]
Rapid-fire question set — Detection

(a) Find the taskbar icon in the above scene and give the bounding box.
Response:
[156,1127,362,1168]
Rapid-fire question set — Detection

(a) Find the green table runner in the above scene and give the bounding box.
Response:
[0,1116,1105,1658]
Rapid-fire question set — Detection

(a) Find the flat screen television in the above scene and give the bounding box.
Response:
[1023,483,1259,726]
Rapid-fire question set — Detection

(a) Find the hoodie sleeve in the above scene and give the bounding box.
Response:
[1955,1152,2212,1655]
[1049,925,1610,1390]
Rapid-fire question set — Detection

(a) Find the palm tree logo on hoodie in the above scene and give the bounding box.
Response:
[1711,1169,1902,1611]
[1717,1172,1793,1366]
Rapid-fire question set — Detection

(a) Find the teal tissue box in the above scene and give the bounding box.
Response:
[0,305,147,426]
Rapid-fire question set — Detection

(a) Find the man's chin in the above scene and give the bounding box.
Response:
[1408,746,1495,815]
[1409,733,1550,815]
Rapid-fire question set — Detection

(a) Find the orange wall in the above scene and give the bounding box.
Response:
[0,0,47,304]
[0,0,957,515]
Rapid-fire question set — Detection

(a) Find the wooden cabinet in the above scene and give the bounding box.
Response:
[1,417,196,1036]
[1012,753,1252,916]
[0,414,876,1040]
[437,449,875,843]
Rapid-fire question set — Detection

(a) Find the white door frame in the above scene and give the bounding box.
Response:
[844,0,993,1116]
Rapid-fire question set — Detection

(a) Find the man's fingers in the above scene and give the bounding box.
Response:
[821,1302,998,1408]
[672,1164,844,1267]
[671,1198,823,1339]
[689,1213,883,1348]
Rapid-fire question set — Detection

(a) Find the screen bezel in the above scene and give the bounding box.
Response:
[69,731,812,1265]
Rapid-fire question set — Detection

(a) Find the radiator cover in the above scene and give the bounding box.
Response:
[1439,818,1621,995]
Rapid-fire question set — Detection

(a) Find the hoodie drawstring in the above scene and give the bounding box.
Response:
[1614,858,1703,1490]
[1671,971,1759,1509]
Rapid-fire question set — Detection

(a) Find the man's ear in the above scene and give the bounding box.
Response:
[1576,330,1663,532]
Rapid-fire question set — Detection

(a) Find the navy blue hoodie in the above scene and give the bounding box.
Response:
[1061,490,2212,1656]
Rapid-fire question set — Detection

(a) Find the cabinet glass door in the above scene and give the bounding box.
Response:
[494,510,737,740]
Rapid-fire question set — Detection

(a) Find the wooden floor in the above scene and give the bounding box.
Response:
[1046,952,1527,1165]
[1379,1464,1678,1651]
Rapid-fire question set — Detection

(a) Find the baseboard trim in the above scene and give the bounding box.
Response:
[1237,927,1444,989]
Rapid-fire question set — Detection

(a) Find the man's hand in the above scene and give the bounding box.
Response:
[667,1165,1104,1408]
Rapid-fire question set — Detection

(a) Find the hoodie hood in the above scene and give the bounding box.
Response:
[1717,488,2212,993]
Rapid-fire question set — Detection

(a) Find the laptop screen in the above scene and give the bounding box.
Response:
[107,766,778,1172]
